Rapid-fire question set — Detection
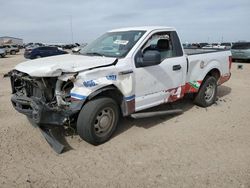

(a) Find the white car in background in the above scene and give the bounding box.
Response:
[202,43,226,49]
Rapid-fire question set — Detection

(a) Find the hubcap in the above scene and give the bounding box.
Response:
[94,107,115,137]
[204,83,215,102]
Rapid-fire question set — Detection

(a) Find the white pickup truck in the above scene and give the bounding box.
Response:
[9,26,231,153]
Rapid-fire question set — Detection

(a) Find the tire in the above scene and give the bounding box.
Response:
[77,97,119,145]
[194,76,217,107]
[10,51,16,55]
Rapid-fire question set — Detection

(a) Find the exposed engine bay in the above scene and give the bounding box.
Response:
[9,70,83,126]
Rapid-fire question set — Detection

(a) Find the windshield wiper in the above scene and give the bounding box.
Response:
[85,52,104,57]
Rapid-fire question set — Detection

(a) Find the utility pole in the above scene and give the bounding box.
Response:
[70,15,74,44]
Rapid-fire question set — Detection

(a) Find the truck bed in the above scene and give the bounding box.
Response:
[185,48,231,85]
[184,48,228,55]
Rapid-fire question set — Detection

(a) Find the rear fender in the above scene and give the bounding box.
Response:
[189,59,221,81]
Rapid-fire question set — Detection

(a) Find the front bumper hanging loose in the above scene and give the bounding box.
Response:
[11,94,84,154]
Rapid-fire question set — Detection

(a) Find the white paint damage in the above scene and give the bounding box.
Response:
[74,66,133,100]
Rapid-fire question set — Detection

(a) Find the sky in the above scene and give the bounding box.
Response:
[0,0,250,44]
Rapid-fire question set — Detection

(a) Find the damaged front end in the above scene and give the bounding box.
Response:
[9,70,84,153]
[10,70,84,126]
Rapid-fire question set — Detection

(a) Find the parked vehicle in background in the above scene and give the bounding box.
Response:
[1,45,18,55]
[72,43,88,53]
[11,45,20,53]
[25,43,44,48]
[190,43,201,48]
[182,43,191,48]
[25,43,44,51]
[231,42,250,61]
[0,47,6,57]
[63,44,78,49]
[202,44,226,49]
[202,44,213,49]
[24,46,68,59]
[199,43,209,48]
[9,26,232,153]
[221,42,233,49]
[24,44,42,56]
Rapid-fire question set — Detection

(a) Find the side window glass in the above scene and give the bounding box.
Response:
[142,32,174,61]
[135,31,184,68]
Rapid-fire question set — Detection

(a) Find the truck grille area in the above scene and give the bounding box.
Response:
[9,70,79,126]
[10,70,56,102]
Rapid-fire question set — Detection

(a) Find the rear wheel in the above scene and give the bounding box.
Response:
[77,97,119,145]
[194,76,217,107]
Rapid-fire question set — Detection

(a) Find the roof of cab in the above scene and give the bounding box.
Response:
[108,26,176,32]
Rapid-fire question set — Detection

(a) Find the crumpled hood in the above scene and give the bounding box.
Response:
[15,54,117,77]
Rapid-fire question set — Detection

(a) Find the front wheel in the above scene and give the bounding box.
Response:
[77,97,119,145]
[194,76,217,107]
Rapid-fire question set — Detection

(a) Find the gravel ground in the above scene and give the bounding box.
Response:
[0,52,250,188]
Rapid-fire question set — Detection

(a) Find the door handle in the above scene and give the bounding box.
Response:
[173,64,182,71]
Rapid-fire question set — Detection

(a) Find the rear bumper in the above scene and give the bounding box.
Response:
[11,95,83,126]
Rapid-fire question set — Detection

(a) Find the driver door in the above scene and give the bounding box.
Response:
[134,31,187,111]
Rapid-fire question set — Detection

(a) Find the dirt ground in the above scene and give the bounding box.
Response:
[0,52,250,188]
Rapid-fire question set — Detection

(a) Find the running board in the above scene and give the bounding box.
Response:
[130,109,183,119]
[39,127,66,154]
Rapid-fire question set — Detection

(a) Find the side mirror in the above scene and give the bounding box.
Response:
[140,50,161,67]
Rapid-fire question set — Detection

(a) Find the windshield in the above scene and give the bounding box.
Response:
[80,30,146,58]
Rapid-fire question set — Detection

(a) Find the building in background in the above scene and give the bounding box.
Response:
[0,36,23,46]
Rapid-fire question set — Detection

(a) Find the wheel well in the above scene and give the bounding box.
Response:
[206,68,220,81]
[87,85,123,107]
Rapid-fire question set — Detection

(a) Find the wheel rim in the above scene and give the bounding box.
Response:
[94,107,115,137]
[204,83,215,102]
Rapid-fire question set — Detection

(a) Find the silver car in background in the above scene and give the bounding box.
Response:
[1,45,19,55]
[0,46,6,57]
[231,42,250,61]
